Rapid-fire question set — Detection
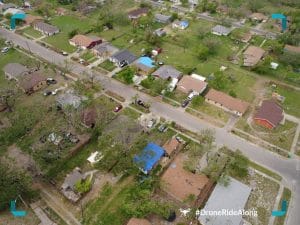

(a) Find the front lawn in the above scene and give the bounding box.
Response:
[276,85,300,118]
[99,60,117,72]
[22,26,43,39]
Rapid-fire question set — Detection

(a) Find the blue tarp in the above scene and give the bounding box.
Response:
[180,20,189,28]
[138,57,155,68]
[134,142,165,174]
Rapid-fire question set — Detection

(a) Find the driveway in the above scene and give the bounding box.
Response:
[0,28,299,225]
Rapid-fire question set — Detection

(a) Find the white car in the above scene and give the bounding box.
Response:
[1,47,10,53]
[147,119,156,128]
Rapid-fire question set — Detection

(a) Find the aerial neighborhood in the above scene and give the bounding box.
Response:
[0,1,299,225]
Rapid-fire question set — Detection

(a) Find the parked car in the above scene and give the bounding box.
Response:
[79,58,85,64]
[175,136,184,143]
[114,105,123,112]
[158,124,168,132]
[43,91,52,96]
[119,60,128,68]
[47,78,57,85]
[61,51,68,56]
[181,99,190,108]
[147,119,156,128]
[158,61,164,66]
[187,91,196,100]
[1,47,10,53]
[65,132,79,143]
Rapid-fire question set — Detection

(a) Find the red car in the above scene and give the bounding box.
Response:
[114,105,123,112]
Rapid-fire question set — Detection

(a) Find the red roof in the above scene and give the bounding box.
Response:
[254,100,283,127]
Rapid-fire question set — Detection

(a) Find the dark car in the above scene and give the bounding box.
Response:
[43,91,52,96]
[47,78,57,85]
[114,105,123,112]
[119,60,128,68]
[181,99,190,108]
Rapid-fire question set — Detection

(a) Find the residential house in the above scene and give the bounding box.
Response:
[199,177,251,225]
[69,35,102,50]
[133,56,156,75]
[254,100,284,129]
[3,63,29,81]
[92,42,119,58]
[61,167,84,202]
[128,8,148,19]
[161,154,214,206]
[0,3,16,14]
[133,142,165,174]
[284,44,300,54]
[81,107,97,128]
[127,218,152,225]
[154,14,172,24]
[3,8,24,16]
[243,46,266,66]
[154,28,166,37]
[152,65,182,80]
[249,13,268,22]
[33,22,59,36]
[172,20,189,30]
[24,15,43,26]
[110,49,137,67]
[177,75,208,95]
[241,32,252,43]
[162,137,181,158]
[211,25,232,36]
[205,89,250,116]
[18,71,47,95]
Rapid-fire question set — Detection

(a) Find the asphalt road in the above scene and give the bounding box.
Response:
[0,28,298,225]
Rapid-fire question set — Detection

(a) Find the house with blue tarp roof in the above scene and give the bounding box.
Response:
[133,56,156,75]
[172,20,189,30]
[134,142,165,174]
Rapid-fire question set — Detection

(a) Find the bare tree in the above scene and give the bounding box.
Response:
[0,89,18,112]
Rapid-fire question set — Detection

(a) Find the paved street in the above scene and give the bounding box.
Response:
[0,28,299,225]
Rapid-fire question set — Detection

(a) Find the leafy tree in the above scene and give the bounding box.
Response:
[75,179,92,193]
[279,51,300,69]
[116,67,135,84]
[228,150,249,178]
[229,90,237,98]
[191,95,204,108]
[68,29,79,38]
[0,162,34,210]
[197,44,210,61]
[209,71,228,91]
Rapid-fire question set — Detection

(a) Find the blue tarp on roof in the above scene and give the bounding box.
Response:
[134,142,165,174]
[180,20,189,28]
[138,56,155,68]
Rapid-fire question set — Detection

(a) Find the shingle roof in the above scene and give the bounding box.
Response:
[161,154,211,202]
[155,13,172,23]
[162,138,180,156]
[205,89,250,114]
[34,21,59,34]
[243,46,265,66]
[177,76,208,94]
[93,42,119,55]
[284,44,300,54]
[152,65,182,80]
[212,25,232,35]
[19,71,46,91]
[254,100,283,127]
[3,63,29,79]
[199,177,251,225]
[70,35,101,48]
[111,49,137,64]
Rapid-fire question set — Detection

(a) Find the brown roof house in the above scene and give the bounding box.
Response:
[177,75,208,95]
[128,8,149,19]
[205,89,250,116]
[69,35,102,50]
[126,218,152,225]
[243,46,266,67]
[161,154,214,206]
[162,137,182,158]
[254,100,284,129]
[241,32,252,43]
[3,63,29,81]
[81,107,97,128]
[152,65,182,80]
[18,71,47,95]
[33,22,59,36]
[249,13,268,22]
[61,167,84,202]
[24,15,43,26]
[284,44,300,54]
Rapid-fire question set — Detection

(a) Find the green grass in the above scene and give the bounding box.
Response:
[274,188,292,225]
[81,51,96,62]
[22,26,43,39]
[121,107,141,120]
[276,85,300,118]
[43,15,93,53]
[99,60,116,72]
[249,161,282,181]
